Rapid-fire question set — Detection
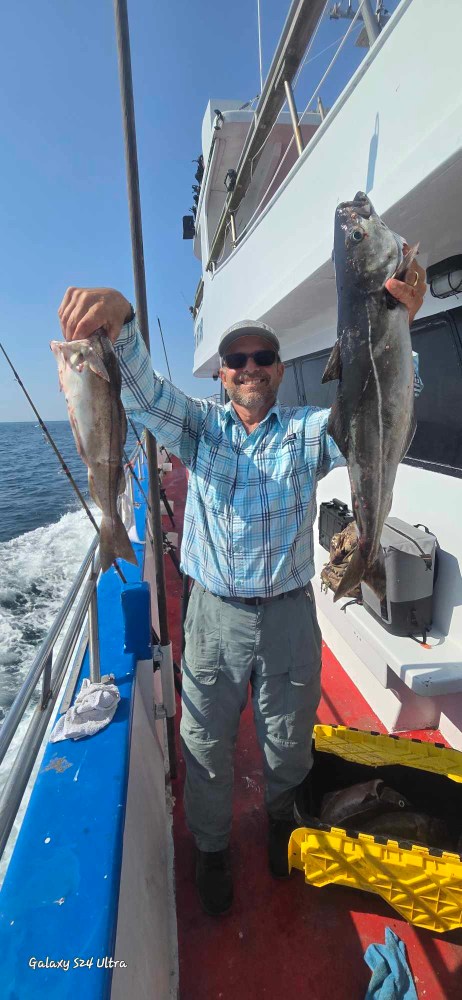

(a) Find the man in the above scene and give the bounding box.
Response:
[58,264,426,916]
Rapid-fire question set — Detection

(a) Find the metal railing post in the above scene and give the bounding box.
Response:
[284,78,304,156]
[0,538,98,769]
[88,557,101,683]
[229,212,237,247]
[362,0,381,45]
[40,651,53,710]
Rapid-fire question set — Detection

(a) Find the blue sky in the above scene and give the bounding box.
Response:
[0,0,398,420]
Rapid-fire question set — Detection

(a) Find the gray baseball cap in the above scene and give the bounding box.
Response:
[218,320,280,359]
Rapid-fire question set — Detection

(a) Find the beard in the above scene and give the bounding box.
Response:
[226,374,277,410]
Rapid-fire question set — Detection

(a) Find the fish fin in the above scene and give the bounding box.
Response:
[333,547,386,603]
[327,399,349,458]
[394,242,420,281]
[86,347,111,382]
[99,514,138,573]
[386,243,420,309]
[322,341,341,383]
[88,470,103,511]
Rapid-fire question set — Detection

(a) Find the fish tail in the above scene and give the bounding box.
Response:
[99,514,138,573]
[333,546,386,603]
[333,546,365,602]
[363,549,386,601]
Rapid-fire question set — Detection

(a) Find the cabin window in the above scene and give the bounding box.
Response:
[299,354,337,409]
[406,309,462,475]
[275,306,462,478]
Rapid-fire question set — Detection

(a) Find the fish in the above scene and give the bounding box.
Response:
[323,191,418,602]
[361,810,449,849]
[319,779,410,828]
[50,332,137,573]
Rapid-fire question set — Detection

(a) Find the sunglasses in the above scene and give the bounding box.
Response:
[222,349,278,370]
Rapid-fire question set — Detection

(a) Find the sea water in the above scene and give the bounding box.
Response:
[0,420,138,876]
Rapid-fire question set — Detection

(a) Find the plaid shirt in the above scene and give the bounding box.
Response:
[115,320,345,597]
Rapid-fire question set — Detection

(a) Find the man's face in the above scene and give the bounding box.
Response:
[219,334,284,411]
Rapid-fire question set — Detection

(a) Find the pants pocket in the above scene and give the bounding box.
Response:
[184,585,221,682]
[288,588,322,681]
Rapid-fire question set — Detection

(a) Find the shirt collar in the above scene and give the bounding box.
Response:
[223,401,282,428]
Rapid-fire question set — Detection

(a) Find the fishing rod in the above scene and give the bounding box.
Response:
[127,417,175,526]
[0,341,127,585]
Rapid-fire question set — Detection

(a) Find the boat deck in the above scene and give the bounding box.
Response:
[164,459,462,1000]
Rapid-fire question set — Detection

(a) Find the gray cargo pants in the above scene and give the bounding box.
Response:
[180,582,322,852]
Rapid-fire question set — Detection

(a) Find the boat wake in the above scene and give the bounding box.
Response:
[0,507,96,719]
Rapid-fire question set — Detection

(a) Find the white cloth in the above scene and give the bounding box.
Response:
[51,678,120,742]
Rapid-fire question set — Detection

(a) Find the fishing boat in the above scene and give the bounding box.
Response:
[1,1,462,997]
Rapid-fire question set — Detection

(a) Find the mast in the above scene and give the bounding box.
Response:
[113,0,177,776]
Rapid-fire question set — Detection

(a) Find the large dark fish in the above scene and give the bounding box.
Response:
[323,191,418,602]
[50,333,137,573]
[319,779,410,828]
[361,811,449,849]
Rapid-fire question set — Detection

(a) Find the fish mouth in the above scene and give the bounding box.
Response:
[351,191,372,218]
[337,191,373,221]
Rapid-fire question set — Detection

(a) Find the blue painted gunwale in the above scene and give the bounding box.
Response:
[0,460,151,999]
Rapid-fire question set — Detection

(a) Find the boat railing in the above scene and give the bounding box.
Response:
[205,0,382,271]
[0,439,144,863]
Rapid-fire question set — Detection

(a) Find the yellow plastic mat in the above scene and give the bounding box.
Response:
[289,726,462,933]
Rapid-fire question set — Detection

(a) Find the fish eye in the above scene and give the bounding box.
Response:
[351,229,364,243]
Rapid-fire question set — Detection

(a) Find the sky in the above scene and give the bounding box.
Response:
[0,0,399,421]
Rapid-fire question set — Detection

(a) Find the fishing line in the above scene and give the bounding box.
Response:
[0,342,127,584]
[157,316,173,381]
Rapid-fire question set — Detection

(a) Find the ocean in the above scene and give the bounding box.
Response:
[0,419,139,708]
[0,420,138,873]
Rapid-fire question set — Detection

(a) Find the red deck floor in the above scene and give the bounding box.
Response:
[163,458,462,1000]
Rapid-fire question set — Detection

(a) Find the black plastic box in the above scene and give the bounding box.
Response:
[319,498,354,552]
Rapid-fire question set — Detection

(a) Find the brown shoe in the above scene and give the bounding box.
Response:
[196,847,233,915]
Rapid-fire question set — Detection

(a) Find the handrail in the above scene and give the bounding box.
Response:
[205,0,326,270]
[0,536,98,769]
[0,435,144,863]
[193,277,204,318]
[0,552,102,859]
